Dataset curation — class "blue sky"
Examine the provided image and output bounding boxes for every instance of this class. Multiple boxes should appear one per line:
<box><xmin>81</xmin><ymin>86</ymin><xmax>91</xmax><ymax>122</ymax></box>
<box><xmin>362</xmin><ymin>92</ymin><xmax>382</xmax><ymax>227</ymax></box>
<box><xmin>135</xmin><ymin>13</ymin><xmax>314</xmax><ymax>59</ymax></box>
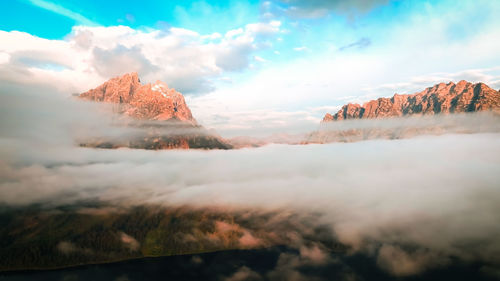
<box><xmin>1</xmin><ymin>0</ymin><xmax>261</xmax><ymax>38</ymax></box>
<box><xmin>3</xmin><ymin>0</ymin><xmax>496</xmax><ymax>67</ymax></box>
<box><xmin>1</xmin><ymin>0</ymin><xmax>500</xmax><ymax>136</ymax></box>
<box><xmin>1</xmin><ymin>0</ymin><xmax>428</xmax><ymax>54</ymax></box>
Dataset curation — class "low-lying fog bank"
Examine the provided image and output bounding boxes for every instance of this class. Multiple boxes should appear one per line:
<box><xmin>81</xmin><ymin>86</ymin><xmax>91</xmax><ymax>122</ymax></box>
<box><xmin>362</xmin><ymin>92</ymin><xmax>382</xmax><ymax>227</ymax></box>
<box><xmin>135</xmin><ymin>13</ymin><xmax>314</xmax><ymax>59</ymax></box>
<box><xmin>306</xmin><ymin>111</ymin><xmax>500</xmax><ymax>144</ymax></box>
<box><xmin>1</xmin><ymin>133</ymin><xmax>500</xmax><ymax>278</ymax></box>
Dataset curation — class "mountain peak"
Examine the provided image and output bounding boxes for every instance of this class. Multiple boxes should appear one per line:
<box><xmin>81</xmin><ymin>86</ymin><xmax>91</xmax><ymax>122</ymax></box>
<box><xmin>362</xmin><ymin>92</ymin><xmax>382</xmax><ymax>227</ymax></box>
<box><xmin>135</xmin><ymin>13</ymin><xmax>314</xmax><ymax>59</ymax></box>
<box><xmin>79</xmin><ymin>73</ymin><xmax>196</xmax><ymax>123</ymax></box>
<box><xmin>323</xmin><ymin>80</ymin><xmax>500</xmax><ymax>122</ymax></box>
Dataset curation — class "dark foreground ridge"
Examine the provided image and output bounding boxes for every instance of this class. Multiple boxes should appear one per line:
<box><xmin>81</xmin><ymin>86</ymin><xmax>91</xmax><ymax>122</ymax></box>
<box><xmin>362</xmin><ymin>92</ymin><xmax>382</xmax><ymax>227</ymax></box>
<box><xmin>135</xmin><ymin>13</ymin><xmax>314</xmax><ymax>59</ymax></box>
<box><xmin>1</xmin><ymin>246</ymin><xmax>497</xmax><ymax>281</ymax></box>
<box><xmin>0</xmin><ymin>204</ymin><xmax>343</xmax><ymax>271</ymax></box>
<box><xmin>1</xmin><ymin>204</ymin><xmax>499</xmax><ymax>280</ymax></box>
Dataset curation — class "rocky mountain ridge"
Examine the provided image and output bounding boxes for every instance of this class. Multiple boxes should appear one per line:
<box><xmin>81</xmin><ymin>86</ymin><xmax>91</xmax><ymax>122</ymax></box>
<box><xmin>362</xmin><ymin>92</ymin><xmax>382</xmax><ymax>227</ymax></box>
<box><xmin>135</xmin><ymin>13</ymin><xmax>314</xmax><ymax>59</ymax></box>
<box><xmin>78</xmin><ymin>73</ymin><xmax>231</xmax><ymax>150</ymax></box>
<box><xmin>323</xmin><ymin>80</ymin><xmax>500</xmax><ymax>122</ymax></box>
<box><xmin>79</xmin><ymin>72</ymin><xmax>196</xmax><ymax>123</ymax></box>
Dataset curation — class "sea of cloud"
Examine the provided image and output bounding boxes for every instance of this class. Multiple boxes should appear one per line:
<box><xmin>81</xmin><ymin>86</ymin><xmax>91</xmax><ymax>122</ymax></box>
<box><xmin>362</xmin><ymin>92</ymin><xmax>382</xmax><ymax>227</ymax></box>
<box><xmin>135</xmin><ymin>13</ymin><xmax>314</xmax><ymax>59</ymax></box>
<box><xmin>1</xmin><ymin>87</ymin><xmax>500</xmax><ymax>278</ymax></box>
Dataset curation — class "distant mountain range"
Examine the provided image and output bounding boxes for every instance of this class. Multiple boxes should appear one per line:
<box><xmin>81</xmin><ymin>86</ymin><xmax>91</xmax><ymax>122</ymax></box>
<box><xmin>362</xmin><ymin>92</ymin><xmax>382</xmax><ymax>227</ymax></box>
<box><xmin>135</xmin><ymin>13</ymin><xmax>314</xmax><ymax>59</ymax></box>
<box><xmin>77</xmin><ymin>73</ymin><xmax>500</xmax><ymax>149</ymax></box>
<box><xmin>322</xmin><ymin>80</ymin><xmax>500</xmax><ymax>122</ymax></box>
<box><xmin>305</xmin><ymin>81</ymin><xmax>500</xmax><ymax>144</ymax></box>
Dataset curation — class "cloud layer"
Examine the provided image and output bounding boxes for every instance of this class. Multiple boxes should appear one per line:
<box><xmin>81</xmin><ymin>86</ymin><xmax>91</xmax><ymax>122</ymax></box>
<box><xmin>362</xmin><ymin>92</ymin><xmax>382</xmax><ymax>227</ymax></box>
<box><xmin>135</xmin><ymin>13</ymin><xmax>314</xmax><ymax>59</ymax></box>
<box><xmin>0</xmin><ymin>20</ymin><xmax>281</xmax><ymax>95</ymax></box>
<box><xmin>1</xmin><ymin>86</ymin><xmax>500</xmax><ymax>277</ymax></box>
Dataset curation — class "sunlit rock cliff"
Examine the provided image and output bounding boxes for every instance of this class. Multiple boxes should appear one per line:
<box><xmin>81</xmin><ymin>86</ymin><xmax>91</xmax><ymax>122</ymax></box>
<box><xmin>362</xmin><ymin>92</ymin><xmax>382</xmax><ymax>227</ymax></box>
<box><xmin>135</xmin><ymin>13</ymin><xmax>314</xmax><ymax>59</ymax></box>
<box><xmin>78</xmin><ymin>73</ymin><xmax>231</xmax><ymax>150</ymax></box>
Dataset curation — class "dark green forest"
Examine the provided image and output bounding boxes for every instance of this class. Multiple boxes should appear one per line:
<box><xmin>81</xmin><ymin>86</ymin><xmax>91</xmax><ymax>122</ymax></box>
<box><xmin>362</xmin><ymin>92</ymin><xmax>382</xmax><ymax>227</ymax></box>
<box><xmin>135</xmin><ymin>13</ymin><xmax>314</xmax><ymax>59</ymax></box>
<box><xmin>0</xmin><ymin>204</ymin><xmax>343</xmax><ymax>271</ymax></box>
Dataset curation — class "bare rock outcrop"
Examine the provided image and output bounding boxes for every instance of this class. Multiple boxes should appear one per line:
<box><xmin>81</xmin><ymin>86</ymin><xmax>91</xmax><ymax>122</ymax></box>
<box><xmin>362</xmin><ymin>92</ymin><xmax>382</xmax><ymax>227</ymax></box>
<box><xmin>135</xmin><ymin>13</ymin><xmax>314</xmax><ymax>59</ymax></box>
<box><xmin>80</xmin><ymin>72</ymin><xmax>195</xmax><ymax>123</ymax></box>
<box><xmin>78</xmin><ymin>73</ymin><xmax>232</xmax><ymax>150</ymax></box>
<box><xmin>307</xmin><ymin>81</ymin><xmax>500</xmax><ymax>144</ymax></box>
<box><xmin>322</xmin><ymin>81</ymin><xmax>500</xmax><ymax>122</ymax></box>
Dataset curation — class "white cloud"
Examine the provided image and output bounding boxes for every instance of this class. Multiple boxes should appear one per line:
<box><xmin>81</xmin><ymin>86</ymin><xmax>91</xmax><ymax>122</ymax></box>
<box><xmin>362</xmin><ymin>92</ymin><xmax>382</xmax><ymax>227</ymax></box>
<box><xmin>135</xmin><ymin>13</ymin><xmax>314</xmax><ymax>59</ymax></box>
<box><xmin>225</xmin><ymin>28</ymin><xmax>244</xmax><ymax>39</ymax></box>
<box><xmin>187</xmin><ymin>106</ymin><xmax>318</xmax><ymax>137</ymax></box>
<box><xmin>202</xmin><ymin>32</ymin><xmax>222</xmax><ymax>40</ymax></box>
<box><xmin>0</xmin><ymin>21</ymin><xmax>281</xmax><ymax>95</ymax></box>
<box><xmin>214</xmin><ymin>21</ymin><xmax>281</xmax><ymax>72</ymax></box>
<box><xmin>293</xmin><ymin>46</ymin><xmax>308</xmax><ymax>51</ymax></box>
<box><xmin>0</xmin><ymin>52</ymin><xmax>10</xmax><ymax>64</ymax></box>
<box><xmin>254</xmin><ymin>56</ymin><xmax>268</xmax><ymax>63</ymax></box>
<box><xmin>246</xmin><ymin>21</ymin><xmax>281</xmax><ymax>35</ymax></box>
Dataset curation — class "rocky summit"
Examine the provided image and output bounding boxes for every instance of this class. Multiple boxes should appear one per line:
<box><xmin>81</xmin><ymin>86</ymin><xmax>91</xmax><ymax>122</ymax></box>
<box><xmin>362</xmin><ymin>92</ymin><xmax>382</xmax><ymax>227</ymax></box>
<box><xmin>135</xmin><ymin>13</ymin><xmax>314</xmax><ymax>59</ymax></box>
<box><xmin>323</xmin><ymin>80</ymin><xmax>500</xmax><ymax>122</ymax></box>
<box><xmin>79</xmin><ymin>72</ymin><xmax>195</xmax><ymax>123</ymax></box>
<box><xmin>78</xmin><ymin>73</ymin><xmax>232</xmax><ymax>150</ymax></box>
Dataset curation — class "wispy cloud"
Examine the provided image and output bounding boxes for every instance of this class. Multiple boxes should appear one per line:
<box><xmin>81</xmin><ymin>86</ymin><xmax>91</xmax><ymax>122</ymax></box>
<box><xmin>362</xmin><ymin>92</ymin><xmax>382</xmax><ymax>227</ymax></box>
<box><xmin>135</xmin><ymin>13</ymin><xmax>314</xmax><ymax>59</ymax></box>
<box><xmin>278</xmin><ymin>0</ymin><xmax>390</xmax><ymax>19</ymax></box>
<box><xmin>293</xmin><ymin>46</ymin><xmax>308</xmax><ymax>52</ymax></box>
<box><xmin>25</xmin><ymin>0</ymin><xmax>97</xmax><ymax>26</ymax></box>
<box><xmin>338</xmin><ymin>37</ymin><xmax>371</xmax><ymax>51</ymax></box>
<box><xmin>254</xmin><ymin>55</ymin><xmax>268</xmax><ymax>63</ymax></box>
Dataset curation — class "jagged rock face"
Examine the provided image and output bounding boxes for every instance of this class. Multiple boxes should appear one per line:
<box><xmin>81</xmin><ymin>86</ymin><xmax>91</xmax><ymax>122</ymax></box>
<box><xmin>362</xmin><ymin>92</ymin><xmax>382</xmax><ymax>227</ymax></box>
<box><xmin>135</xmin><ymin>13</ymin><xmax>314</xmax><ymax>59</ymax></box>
<box><xmin>80</xmin><ymin>73</ymin><xmax>195</xmax><ymax>123</ymax></box>
<box><xmin>78</xmin><ymin>73</ymin><xmax>233</xmax><ymax>150</ymax></box>
<box><xmin>322</xmin><ymin>80</ymin><xmax>500</xmax><ymax>122</ymax></box>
